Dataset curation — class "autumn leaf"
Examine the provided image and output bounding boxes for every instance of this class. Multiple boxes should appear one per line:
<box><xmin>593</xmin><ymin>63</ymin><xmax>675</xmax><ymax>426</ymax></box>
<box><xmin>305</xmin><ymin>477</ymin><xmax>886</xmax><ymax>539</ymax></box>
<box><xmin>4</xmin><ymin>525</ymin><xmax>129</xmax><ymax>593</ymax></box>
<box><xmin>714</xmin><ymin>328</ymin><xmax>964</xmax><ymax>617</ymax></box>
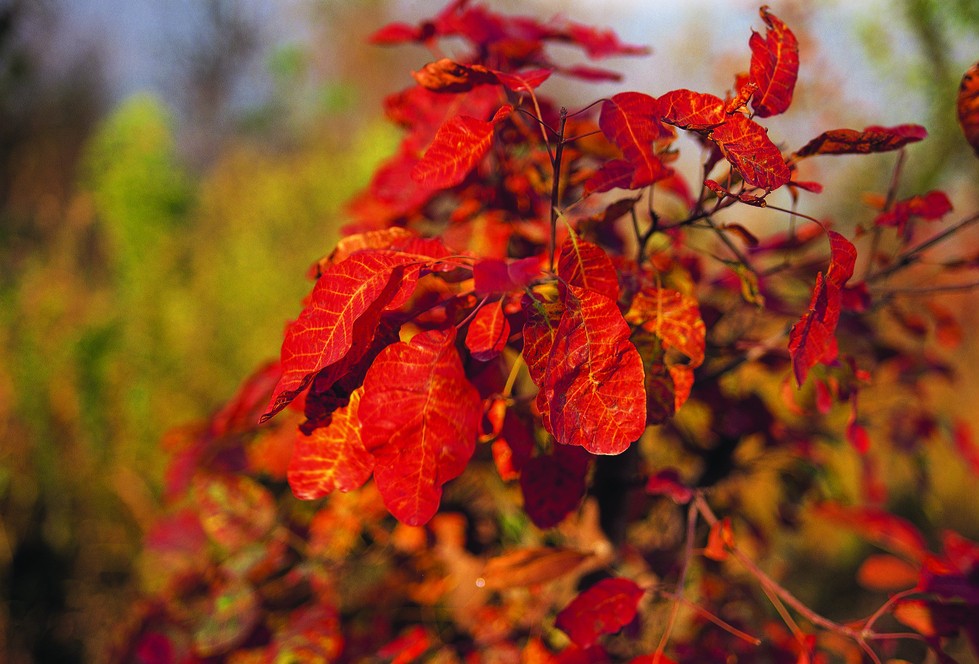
<box><xmin>748</xmin><ymin>7</ymin><xmax>799</xmax><ymax>117</ymax></box>
<box><xmin>585</xmin><ymin>159</ymin><xmax>637</xmax><ymax>194</ymax></box>
<box><xmin>794</xmin><ymin>124</ymin><xmax>927</xmax><ymax>158</ymax></box>
<box><xmin>540</xmin><ymin>285</ymin><xmax>646</xmax><ymax>455</ymax></box>
<box><xmin>412</xmin><ymin>105</ymin><xmax>512</xmax><ymax>190</ymax></box>
<box><xmin>473</xmin><ymin>256</ymin><xmax>540</xmax><ymax>295</ymax></box>
<box><xmin>658</xmin><ymin>89</ymin><xmax>726</xmax><ymax>131</ymax></box>
<box><xmin>626</xmin><ymin>288</ymin><xmax>706</xmax><ymax>368</ymax></box>
<box><xmin>659</xmin><ymin>90</ymin><xmax>788</xmax><ymax>190</ymax></box>
<box><xmin>874</xmin><ymin>190</ymin><xmax>952</xmax><ymax>234</ymax></box>
<box><xmin>958</xmin><ymin>61</ymin><xmax>979</xmax><ymax>157</ymax></box>
<box><xmin>520</xmin><ymin>443</ymin><xmax>591</xmax><ymax>529</ymax></box>
<box><xmin>631</xmin><ymin>329</ymin><xmax>675</xmax><ymax>425</ymax></box>
<box><xmin>359</xmin><ymin>329</ymin><xmax>481</xmax><ymax>526</ymax></box>
<box><xmin>558</xmin><ymin>237</ymin><xmax>620</xmax><ymax>301</ymax></box>
<box><xmin>263</xmin><ymin>250</ymin><xmax>428</xmax><ymax>421</ymax></box>
<box><xmin>555</xmin><ymin>577</ymin><xmax>645</xmax><ymax>647</ymax></box>
<box><xmin>598</xmin><ymin>92</ymin><xmax>673</xmax><ymax>188</ymax></box>
<box><xmin>704</xmin><ymin>517</ymin><xmax>735</xmax><ymax>561</ymax></box>
<box><xmin>710</xmin><ymin>113</ymin><xmax>790</xmax><ymax>190</ymax></box>
<box><xmin>465</xmin><ymin>299</ymin><xmax>510</xmax><ymax>361</ymax></box>
<box><xmin>478</xmin><ymin>547</ymin><xmax>591</xmax><ymax>590</ymax></box>
<box><xmin>288</xmin><ymin>387</ymin><xmax>373</xmax><ymax>499</ymax></box>
<box><xmin>788</xmin><ymin>231</ymin><xmax>856</xmax><ymax>386</ymax></box>
<box><xmin>412</xmin><ymin>58</ymin><xmax>498</xmax><ymax>92</ymax></box>
<box><xmin>491</xmin><ymin>68</ymin><xmax>552</xmax><ymax>92</ymax></box>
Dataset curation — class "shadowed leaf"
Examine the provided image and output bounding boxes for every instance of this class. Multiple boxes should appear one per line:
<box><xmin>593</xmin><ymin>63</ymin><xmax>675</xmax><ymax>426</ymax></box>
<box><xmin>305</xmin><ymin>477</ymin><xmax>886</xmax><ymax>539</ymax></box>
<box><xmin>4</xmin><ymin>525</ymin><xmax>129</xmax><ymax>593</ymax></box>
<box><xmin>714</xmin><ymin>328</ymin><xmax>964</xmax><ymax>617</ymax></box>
<box><xmin>556</xmin><ymin>577</ymin><xmax>644</xmax><ymax>647</ymax></box>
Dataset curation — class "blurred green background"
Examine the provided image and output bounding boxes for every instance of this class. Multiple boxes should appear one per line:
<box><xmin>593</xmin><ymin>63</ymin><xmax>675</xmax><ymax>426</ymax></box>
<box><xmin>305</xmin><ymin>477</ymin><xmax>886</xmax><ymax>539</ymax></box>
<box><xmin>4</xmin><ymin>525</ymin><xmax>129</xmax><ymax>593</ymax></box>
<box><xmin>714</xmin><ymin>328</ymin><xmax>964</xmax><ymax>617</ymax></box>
<box><xmin>0</xmin><ymin>0</ymin><xmax>976</xmax><ymax>661</ymax></box>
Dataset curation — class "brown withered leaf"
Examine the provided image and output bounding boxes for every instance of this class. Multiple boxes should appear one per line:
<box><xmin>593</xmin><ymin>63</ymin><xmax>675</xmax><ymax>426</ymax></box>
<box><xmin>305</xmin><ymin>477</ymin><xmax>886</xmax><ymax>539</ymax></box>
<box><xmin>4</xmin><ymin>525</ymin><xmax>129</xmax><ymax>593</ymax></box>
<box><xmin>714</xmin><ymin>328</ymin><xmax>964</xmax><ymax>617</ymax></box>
<box><xmin>478</xmin><ymin>547</ymin><xmax>591</xmax><ymax>590</ymax></box>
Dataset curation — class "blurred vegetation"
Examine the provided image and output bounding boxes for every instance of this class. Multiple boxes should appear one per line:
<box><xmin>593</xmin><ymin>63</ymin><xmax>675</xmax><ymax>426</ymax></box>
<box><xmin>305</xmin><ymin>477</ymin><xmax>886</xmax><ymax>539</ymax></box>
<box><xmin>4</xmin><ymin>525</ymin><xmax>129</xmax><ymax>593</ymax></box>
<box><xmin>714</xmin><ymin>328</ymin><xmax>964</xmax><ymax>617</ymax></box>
<box><xmin>0</xmin><ymin>0</ymin><xmax>976</xmax><ymax>661</ymax></box>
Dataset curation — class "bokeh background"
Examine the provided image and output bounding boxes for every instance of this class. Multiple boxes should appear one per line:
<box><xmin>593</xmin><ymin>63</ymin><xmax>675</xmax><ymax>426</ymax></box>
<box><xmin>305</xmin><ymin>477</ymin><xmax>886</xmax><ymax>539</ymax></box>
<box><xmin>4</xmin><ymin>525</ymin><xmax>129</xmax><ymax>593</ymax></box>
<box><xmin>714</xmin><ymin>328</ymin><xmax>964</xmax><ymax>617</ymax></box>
<box><xmin>1</xmin><ymin>0</ymin><xmax>977</xmax><ymax>661</ymax></box>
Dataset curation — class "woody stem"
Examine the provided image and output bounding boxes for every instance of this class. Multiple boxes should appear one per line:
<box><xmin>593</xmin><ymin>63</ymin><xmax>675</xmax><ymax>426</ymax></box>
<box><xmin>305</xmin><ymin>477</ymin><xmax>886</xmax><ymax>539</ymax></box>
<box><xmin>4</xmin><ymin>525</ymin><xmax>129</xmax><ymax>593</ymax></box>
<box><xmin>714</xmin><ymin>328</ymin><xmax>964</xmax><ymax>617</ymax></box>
<box><xmin>549</xmin><ymin>107</ymin><xmax>568</xmax><ymax>273</ymax></box>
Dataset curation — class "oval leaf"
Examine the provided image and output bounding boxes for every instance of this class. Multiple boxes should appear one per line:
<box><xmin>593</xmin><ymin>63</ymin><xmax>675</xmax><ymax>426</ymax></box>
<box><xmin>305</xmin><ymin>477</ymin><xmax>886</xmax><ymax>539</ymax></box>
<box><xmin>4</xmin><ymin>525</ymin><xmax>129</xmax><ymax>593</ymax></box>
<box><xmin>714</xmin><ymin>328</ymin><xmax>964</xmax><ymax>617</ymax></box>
<box><xmin>466</xmin><ymin>299</ymin><xmax>510</xmax><ymax>361</ymax></box>
<box><xmin>541</xmin><ymin>286</ymin><xmax>646</xmax><ymax>455</ymax></box>
<box><xmin>598</xmin><ymin>92</ymin><xmax>673</xmax><ymax>188</ymax></box>
<box><xmin>360</xmin><ymin>329</ymin><xmax>482</xmax><ymax>526</ymax></box>
<box><xmin>412</xmin><ymin>106</ymin><xmax>511</xmax><ymax>189</ymax></box>
<box><xmin>555</xmin><ymin>577</ymin><xmax>645</xmax><ymax>648</ymax></box>
<box><xmin>479</xmin><ymin>547</ymin><xmax>591</xmax><ymax>590</ymax></box>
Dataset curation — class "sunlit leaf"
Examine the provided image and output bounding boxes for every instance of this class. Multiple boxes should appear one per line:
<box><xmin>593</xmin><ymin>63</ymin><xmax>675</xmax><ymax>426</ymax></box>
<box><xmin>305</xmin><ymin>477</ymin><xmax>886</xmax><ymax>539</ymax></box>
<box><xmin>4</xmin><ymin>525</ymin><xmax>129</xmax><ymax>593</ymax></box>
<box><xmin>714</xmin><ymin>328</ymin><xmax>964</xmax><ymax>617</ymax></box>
<box><xmin>558</xmin><ymin>237</ymin><xmax>620</xmax><ymax>301</ymax></box>
<box><xmin>540</xmin><ymin>286</ymin><xmax>646</xmax><ymax>455</ymax></box>
<box><xmin>748</xmin><ymin>7</ymin><xmax>799</xmax><ymax>117</ymax></box>
<box><xmin>412</xmin><ymin>105</ymin><xmax>512</xmax><ymax>190</ymax></box>
<box><xmin>360</xmin><ymin>329</ymin><xmax>482</xmax><ymax>525</ymax></box>
<box><xmin>466</xmin><ymin>299</ymin><xmax>510</xmax><ymax>361</ymax></box>
<box><xmin>288</xmin><ymin>387</ymin><xmax>373</xmax><ymax>499</ymax></box>
<box><xmin>599</xmin><ymin>92</ymin><xmax>673</xmax><ymax>188</ymax></box>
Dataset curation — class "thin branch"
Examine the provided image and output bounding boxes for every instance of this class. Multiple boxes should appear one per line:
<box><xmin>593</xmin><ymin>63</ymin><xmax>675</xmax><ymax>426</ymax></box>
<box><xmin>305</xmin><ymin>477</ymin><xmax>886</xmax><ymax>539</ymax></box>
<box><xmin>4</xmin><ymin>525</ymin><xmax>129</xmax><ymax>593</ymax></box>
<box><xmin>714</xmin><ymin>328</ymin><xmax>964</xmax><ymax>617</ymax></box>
<box><xmin>654</xmin><ymin>499</ymin><xmax>699</xmax><ymax>660</ymax></box>
<box><xmin>862</xmin><ymin>150</ymin><xmax>907</xmax><ymax>281</ymax></box>
<box><xmin>548</xmin><ymin>107</ymin><xmax>568</xmax><ymax>273</ymax></box>
<box><xmin>868</xmin><ymin>210</ymin><xmax>979</xmax><ymax>283</ymax></box>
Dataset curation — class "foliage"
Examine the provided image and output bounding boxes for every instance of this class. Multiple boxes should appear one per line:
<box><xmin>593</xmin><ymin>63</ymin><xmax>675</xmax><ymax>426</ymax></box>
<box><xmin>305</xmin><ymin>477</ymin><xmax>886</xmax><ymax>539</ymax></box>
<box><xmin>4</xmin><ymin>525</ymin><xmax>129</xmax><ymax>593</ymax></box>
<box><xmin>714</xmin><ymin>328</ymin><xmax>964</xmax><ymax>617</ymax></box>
<box><xmin>117</xmin><ymin>3</ymin><xmax>979</xmax><ymax>663</ymax></box>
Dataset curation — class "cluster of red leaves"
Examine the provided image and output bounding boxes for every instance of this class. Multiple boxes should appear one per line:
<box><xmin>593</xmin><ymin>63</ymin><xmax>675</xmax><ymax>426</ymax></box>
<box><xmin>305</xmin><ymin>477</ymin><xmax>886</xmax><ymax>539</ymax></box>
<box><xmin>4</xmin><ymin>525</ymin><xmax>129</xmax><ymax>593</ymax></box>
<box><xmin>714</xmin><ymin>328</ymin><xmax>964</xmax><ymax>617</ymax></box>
<box><xmin>117</xmin><ymin>3</ymin><xmax>979</xmax><ymax>663</ymax></box>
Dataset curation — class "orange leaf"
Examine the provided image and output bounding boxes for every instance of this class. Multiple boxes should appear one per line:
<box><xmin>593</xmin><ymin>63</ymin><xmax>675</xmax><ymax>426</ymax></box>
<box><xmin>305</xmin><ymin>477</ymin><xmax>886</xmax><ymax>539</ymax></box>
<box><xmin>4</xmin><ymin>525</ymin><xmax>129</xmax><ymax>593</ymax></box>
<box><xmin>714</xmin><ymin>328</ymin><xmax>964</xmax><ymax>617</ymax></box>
<box><xmin>557</xmin><ymin>237</ymin><xmax>620</xmax><ymax>302</ymax></box>
<box><xmin>958</xmin><ymin>61</ymin><xmax>979</xmax><ymax>157</ymax></box>
<box><xmin>748</xmin><ymin>7</ymin><xmax>799</xmax><ymax>117</ymax></box>
<box><xmin>479</xmin><ymin>547</ymin><xmax>591</xmax><ymax>590</ymax></box>
<box><xmin>412</xmin><ymin>105</ymin><xmax>512</xmax><ymax>190</ymax></box>
<box><xmin>705</xmin><ymin>517</ymin><xmax>735</xmax><ymax>561</ymax></box>
<box><xmin>287</xmin><ymin>388</ymin><xmax>373</xmax><ymax>499</ymax></box>
<box><xmin>856</xmin><ymin>554</ymin><xmax>919</xmax><ymax>592</ymax></box>
<box><xmin>710</xmin><ymin>113</ymin><xmax>790</xmax><ymax>191</ymax></box>
<box><xmin>626</xmin><ymin>288</ymin><xmax>706</xmax><ymax>368</ymax></box>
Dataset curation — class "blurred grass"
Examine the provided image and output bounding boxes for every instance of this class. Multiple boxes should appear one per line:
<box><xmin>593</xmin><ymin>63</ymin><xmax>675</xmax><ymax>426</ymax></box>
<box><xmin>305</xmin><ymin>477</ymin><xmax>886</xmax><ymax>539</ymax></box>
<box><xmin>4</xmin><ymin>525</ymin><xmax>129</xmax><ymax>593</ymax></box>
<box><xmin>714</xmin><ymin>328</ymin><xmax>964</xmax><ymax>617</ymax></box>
<box><xmin>0</xmin><ymin>89</ymin><xmax>397</xmax><ymax>658</ymax></box>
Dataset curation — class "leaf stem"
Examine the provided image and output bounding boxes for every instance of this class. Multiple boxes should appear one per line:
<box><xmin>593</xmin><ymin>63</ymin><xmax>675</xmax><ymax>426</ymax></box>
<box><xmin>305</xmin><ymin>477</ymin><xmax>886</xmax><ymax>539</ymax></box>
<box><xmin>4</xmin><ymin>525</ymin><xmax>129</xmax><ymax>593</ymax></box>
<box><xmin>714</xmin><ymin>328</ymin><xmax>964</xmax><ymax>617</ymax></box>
<box><xmin>549</xmin><ymin>107</ymin><xmax>568</xmax><ymax>273</ymax></box>
<box><xmin>867</xmin><ymin>210</ymin><xmax>979</xmax><ymax>283</ymax></box>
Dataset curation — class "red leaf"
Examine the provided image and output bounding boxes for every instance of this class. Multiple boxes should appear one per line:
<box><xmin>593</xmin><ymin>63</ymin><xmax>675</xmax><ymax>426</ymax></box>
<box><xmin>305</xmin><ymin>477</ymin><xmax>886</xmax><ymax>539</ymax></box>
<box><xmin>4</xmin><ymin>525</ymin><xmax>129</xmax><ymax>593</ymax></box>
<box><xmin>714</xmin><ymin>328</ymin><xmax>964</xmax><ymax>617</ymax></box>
<box><xmin>473</xmin><ymin>256</ymin><xmax>541</xmax><ymax>295</ymax></box>
<box><xmin>540</xmin><ymin>286</ymin><xmax>646</xmax><ymax>455</ymax></box>
<box><xmin>952</xmin><ymin>420</ymin><xmax>979</xmax><ymax>476</ymax></box>
<box><xmin>704</xmin><ymin>517</ymin><xmax>735</xmax><ymax>561</ymax></box>
<box><xmin>264</xmin><ymin>250</ymin><xmax>428</xmax><ymax>421</ymax></box>
<box><xmin>412</xmin><ymin>105</ymin><xmax>512</xmax><ymax>190</ymax></box>
<box><xmin>645</xmin><ymin>468</ymin><xmax>693</xmax><ymax>504</ymax></box>
<box><xmin>748</xmin><ymin>7</ymin><xmax>799</xmax><ymax>117</ymax></box>
<box><xmin>814</xmin><ymin>502</ymin><xmax>929</xmax><ymax>562</ymax></box>
<box><xmin>555</xmin><ymin>578</ymin><xmax>644</xmax><ymax>648</ymax></box>
<box><xmin>874</xmin><ymin>190</ymin><xmax>953</xmax><ymax>233</ymax></box>
<box><xmin>557</xmin><ymin>238</ymin><xmax>620</xmax><ymax>301</ymax></box>
<box><xmin>466</xmin><ymin>299</ymin><xmax>511</xmax><ymax>361</ymax></box>
<box><xmin>625</xmin><ymin>288</ymin><xmax>706</xmax><ymax>368</ymax></box>
<box><xmin>599</xmin><ymin>92</ymin><xmax>673</xmax><ymax>188</ymax></box>
<box><xmin>520</xmin><ymin>444</ymin><xmax>591</xmax><ymax>528</ymax></box>
<box><xmin>564</xmin><ymin>23</ymin><xmax>650</xmax><ymax>59</ymax></box>
<box><xmin>658</xmin><ymin>89</ymin><xmax>726</xmax><ymax>131</ymax></box>
<box><xmin>794</xmin><ymin>124</ymin><xmax>928</xmax><ymax>157</ymax></box>
<box><xmin>558</xmin><ymin>64</ymin><xmax>623</xmax><ymax>82</ymax></box>
<box><xmin>631</xmin><ymin>329</ymin><xmax>675</xmax><ymax>425</ymax></box>
<box><xmin>288</xmin><ymin>387</ymin><xmax>373</xmax><ymax>499</ymax></box>
<box><xmin>412</xmin><ymin>58</ymin><xmax>498</xmax><ymax>92</ymax></box>
<box><xmin>788</xmin><ymin>231</ymin><xmax>856</xmax><ymax>386</ymax></box>
<box><xmin>369</xmin><ymin>22</ymin><xmax>428</xmax><ymax>45</ymax></box>
<box><xmin>378</xmin><ymin>626</ymin><xmax>432</xmax><ymax>664</ymax></box>
<box><xmin>584</xmin><ymin>159</ymin><xmax>637</xmax><ymax>194</ymax></box>
<box><xmin>659</xmin><ymin>90</ymin><xmax>789</xmax><ymax>190</ymax></box>
<box><xmin>958</xmin><ymin>61</ymin><xmax>979</xmax><ymax>157</ymax></box>
<box><xmin>359</xmin><ymin>329</ymin><xmax>482</xmax><ymax>525</ymax></box>
<box><xmin>710</xmin><ymin>113</ymin><xmax>791</xmax><ymax>190</ymax></box>
<box><xmin>492</xmin><ymin>68</ymin><xmax>552</xmax><ymax>92</ymax></box>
